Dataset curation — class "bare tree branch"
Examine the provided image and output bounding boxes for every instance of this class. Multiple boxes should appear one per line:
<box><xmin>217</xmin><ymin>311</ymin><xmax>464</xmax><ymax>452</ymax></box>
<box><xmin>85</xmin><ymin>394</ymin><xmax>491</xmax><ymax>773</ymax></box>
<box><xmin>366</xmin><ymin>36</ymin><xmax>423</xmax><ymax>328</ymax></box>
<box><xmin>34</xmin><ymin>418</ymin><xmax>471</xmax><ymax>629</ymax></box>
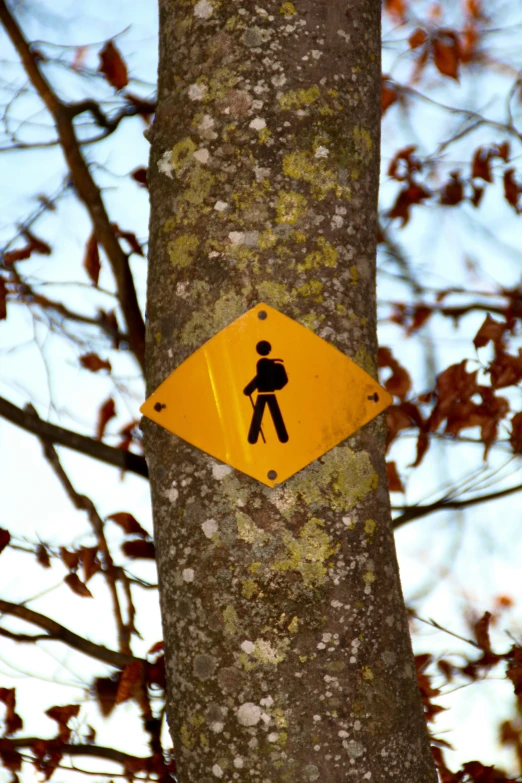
<box><xmin>4</xmin><ymin>737</ymin><xmax>152</xmax><ymax>766</ymax></box>
<box><xmin>0</xmin><ymin>598</ymin><xmax>142</xmax><ymax>668</ymax></box>
<box><xmin>0</xmin><ymin>394</ymin><xmax>148</xmax><ymax>478</ymax></box>
<box><xmin>0</xmin><ymin>0</ymin><xmax>146</xmax><ymax>371</ymax></box>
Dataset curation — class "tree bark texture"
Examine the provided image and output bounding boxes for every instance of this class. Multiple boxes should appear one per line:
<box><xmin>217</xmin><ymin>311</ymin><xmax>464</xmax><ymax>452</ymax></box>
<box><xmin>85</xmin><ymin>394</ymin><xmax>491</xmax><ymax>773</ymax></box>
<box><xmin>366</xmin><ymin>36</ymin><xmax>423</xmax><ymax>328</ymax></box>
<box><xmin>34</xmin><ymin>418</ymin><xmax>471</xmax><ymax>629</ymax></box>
<box><xmin>144</xmin><ymin>1</ymin><xmax>437</xmax><ymax>781</ymax></box>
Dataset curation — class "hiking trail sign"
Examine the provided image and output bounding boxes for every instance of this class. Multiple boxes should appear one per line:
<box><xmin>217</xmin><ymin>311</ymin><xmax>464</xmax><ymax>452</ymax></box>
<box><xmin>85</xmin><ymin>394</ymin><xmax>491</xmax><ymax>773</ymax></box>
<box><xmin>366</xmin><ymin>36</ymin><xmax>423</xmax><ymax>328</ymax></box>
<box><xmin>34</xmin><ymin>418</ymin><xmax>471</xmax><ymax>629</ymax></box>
<box><xmin>140</xmin><ymin>303</ymin><xmax>392</xmax><ymax>487</ymax></box>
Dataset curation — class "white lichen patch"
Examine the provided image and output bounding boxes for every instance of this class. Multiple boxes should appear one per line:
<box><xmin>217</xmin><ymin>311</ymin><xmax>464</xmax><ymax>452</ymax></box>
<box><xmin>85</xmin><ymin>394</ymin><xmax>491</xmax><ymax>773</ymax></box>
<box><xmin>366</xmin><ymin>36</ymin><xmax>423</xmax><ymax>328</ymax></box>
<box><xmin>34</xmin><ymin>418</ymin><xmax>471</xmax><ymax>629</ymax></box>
<box><xmin>241</xmin><ymin>640</ymin><xmax>255</xmax><ymax>654</ymax></box>
<box><xmin>164</xmin><ymin>484</ymin><xmax>179</xmax><ymax>504</ymax></box>
<box><xmin>188</xmin><ymin>82</ymin><xmax>207</xmax><ymax>101</ymax></box>
<box><xmin>214</xmin><ymin>200</ymin><xmax>229</xmax><ymax>211</ymax></box>
<box><xmin>182</xmin><ymin>568</ymin><xmax>195</xmax><ymax>582</ymax></box>
<box><xmin>228</xmin><ymin>231</ymin><xmax>245</xmax><ymax>246</ymax></box>
<box><xmin>202</xmin><ymin>518</ymin><xmax>218</xmax><ymax>538</ymax></box>
<box><xmin>249</xmin><ymin>117</ymin><xmax>267</xmax><ymax>130</ymax></box>
<box><xmin>237</xmin><ymin>702</ymin><xmax>262</xmax><ymax>726</ymax></box>
<box><xmin>251</xmin><ymin>637</ymin><xmax>289</xmax><ymax>664</ymax></box>
<box><xmin>212</xmin><ymin>764</ymin><xmax>223</xmax><ymax>778</ymax></box>
<box><xmin>194</xmin><ymin>0</ymin><xmax>213</xmax><ymax>19</ymax></box>
<box><xmin>193</xmin><ymin>147</ymin><xmax>210</xmax><ymax>164</ymax></box>
<box><xmin>158</xmin><ymin>150</ymin><xmax>174</xmax><ymax>178</ymax></box>
<box><xmin>212</xmin><ymin>462</ymin><xmax>233</xmax><ymax>480</ymax></box>
<box><xmin>233</xmin><ymin>757</ymin><xmax>244</xmax><ymax>769</ymax></box>
<box><xmin>314</xmin><ymin>145</ymin><xmax>329</xmax><ymax>158</ymax></box>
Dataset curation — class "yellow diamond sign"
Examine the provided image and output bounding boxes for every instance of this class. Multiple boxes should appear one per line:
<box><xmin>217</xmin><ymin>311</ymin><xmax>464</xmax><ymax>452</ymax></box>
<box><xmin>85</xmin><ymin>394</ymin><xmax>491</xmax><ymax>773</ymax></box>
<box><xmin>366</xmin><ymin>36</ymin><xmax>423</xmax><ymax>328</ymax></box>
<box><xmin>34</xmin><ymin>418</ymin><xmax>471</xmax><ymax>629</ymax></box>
<box><xmin>140</xmin><ymin>303</ymin><xmax>392</xmax><ymax>487</ymax></box>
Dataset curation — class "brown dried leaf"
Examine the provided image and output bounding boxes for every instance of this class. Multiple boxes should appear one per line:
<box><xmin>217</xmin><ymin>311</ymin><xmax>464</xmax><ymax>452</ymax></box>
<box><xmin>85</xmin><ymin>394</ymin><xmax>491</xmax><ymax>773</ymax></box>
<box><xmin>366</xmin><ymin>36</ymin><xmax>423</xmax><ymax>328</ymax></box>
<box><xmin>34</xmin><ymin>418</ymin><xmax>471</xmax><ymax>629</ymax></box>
<box><xmin>94</xmin><ymin>676</ymin><xmax>120</xmax><ymax>717</ymax></box>
<box><xmin>60</xmin><ymin>547</ymin><xmax>80</xmax><ymax>571</ymax></box>
<box><xmin>148</xmin><ymin>641</ymin><xmax>164</xmax><ymax>655</ymax></box>
<box><xmin>440</xmin><ymin>172</ymin><xmax>464</xmax><ymax>206</ymax></box>
<box><xmin>0</xmin><ymin>277</ymin><xmax>7</xmax><ymax>320</ymax></box>
<box><xmin>79</xmin><ymin>352</ymin><xmax>111</xmax><ymax>373</ymax></box>
<box><xmin>83</xmin><ymin>233</ymin><xmax>100</xmax><ymax>285</ymax></box>
<box><xmin>36</xmin><ymin>544</ymin><xmax>51</xmax><ymax>568</ymax></box>
<box><xmin>98</xmin><ymin>40</ymin><xmax>128</xmax><ymax>90</ymax></box>
<box><xmin>504</xmin><ymin>168</ymin><xmax>521</xmax><ymax>212</ymax></box>
<box><xmin>472</xmin><ymin>147</ymin><xmax>493</xmax><ymax>182</ymax></box>
<box><xmin>64</xmin><ymin>573</ymin><xmax>93</xmax><ymax>598</ymax></box>
<box><xmin>473</xmin><ymin>314</ymin><xmax>506</xmax><ymax>350</ymax></box>
<box><xmin>489</xmin><ymin>350</ymin><xmax>522</xmax><ymax>389</ymax></box>
<box><xmin>510</xmin><ymin>411</ymin><xmax>522</xmax><ymax>454</ymax></box>
<box><xmin>411</xmin><ymin>431</ymin><xmax>430</xmax><ymax>468</ymax></box>
<box><xmin>116</xmin><ymin>661</ymin><xmax>143</xmax><ymax>704</ymax></box>
<box><xmin>108</xmin><ymin>512</ymin><xmax>149</xmax><ymax>538</ymax></box>
<box><xmin>0</xmin><ymin>528</ymin><xmax>10</xmax><ymax>555</ymax></box>
<box><xmin>0</xmin><ymin>688</ymin><xmax>23</xmax><ymax>735</ymax></box>
<box><xmin>378</xmin><ymin>347</ymin><xmax>412</xmax><ymax>400</ymax></box>
<box><xmin>131</xmin><ymin>167</ymin><xmax>148</xmax><ymax>188</ymax></box>
<box><xmin>409</xmin><ymin>28</ymin><xmax>428</xmax><ymax>49</ymax></box>
<box><xmin>45</xmin><ymin>704</ymin><xmax>80</xmax><ymax>741</ymax></box>
<box><xmin>384</xmin><ymin>0</ymin><xmax>406</xmax><ymax>21</ymax></box>
<box><xmin>81</xmin><ymin>546</ymin><xmax>101</xmax><ymax>583</ymax></box>
<box><xmin>386</xmin><ymin>461</ymin><xmax>404</xmax><ymax>492</ymax></box>
<box><xmin>388</xmin><ymin>183</ymin><xmax>430</xmax><ymax>226</ymax></box>
<box><xmin>112</xmin><ymin>223</ymin><xmax>144</xmax><ymax>256</ymax></box>
<box><xmin>433</xmin><ymin>31</ymin><xmax>460</xmax><ymax>80</ymax></box>
<box><xmin>381</xmin><ymin>77</ymin><xmax>398</xmax><ymax>114</ymax></box>
<box><xmin>121</xmin><ymin>539</ymin><xmax>156</xmax><ymax>559</ymax></box>
<box><xmin>0</xmin><ymin>739</ymin><xmax>22</xmax><ymax>771</ymax></box>
<box><xmin>96</xmin><ymin>397</ymin><xmax>116</xmax><ymax>441</ymax></box>
<box><xmin>474</xmin><ymin>611</ymin><xmax>492</xmax><ymax>653</ymax></box>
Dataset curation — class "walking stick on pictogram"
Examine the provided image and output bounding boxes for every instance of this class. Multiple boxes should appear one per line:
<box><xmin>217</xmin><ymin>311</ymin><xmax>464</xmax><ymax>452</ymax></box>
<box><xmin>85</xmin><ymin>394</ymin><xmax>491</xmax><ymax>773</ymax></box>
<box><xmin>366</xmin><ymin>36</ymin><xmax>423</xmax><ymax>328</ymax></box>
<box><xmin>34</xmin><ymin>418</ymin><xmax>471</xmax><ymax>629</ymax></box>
<box><xmin>248</xmin><ymin>394</ymin><xmax>266</xmax><ymax>444</ymax></box>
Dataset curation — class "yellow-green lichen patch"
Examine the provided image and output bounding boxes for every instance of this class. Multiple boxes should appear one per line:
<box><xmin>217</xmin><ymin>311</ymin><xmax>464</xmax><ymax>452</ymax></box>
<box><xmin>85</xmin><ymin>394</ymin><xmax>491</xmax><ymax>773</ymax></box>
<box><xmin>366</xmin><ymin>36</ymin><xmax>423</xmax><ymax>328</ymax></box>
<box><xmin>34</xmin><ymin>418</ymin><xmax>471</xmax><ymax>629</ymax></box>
<box><xmin>256</xmin><ymin>281</ymin><xmax>291</xmax><ymax>309</ymax></box>
<box><xmin>350</xmin><ymin>265</ymin><xmax>359</xmax><ymax>285</ymax></box>
<box><xmin>271</xmin><ymin>517</ymin><xmax>338</xmax><ymax>586</ymax></box>
<box><xmin>364</xmin><ymin>518</ymin><xmax>376</xmax><ymax>542</ymax></box>
<box><xmin>182</xmin><ymin>166</ymin><xmax>215</xmax><ymax>205</ymax></box>
<box><xmin>258</xmin><ymin>126</ymin><xmax>272</xmax><ymax>144</ymax></box>
<box><xmin>252</xmin><ymin>637</ymin><xmax>290</xmax><ymax>665</ymax></box>
<box><xmin>353</xmin><ymin>346</ymin><xmax>377</xmax><ymax>378</ymax></box>
<box><xmin>282</xmin><ymin>150</ymin><xmax>351</xmax><ymax>201</ymax></box>
<box><xmin>285</xmin><ymin>447</ymin><xmax>378</xmax><ymax>513</ymax></box>
<box><xmin>168</xmin><ymin>234</ymin><xmax>199</xmax><ymax>268</ymax></box>
<box><xmin>298</xmin><ymin>312</ymin><xmax>324</xmax><ymax>332</ymax></box>
<box><xmin>180</xmin><ymin>292</ymin><xmax>246</xmax><ymax>348</ymax></box>
<box><xmin>363</xmin><ymin>570</ymin><xmax>376</xmax><ymax>586</ymax></box>
<box><xmin>242</xmin><ymin>579</ymin><xmax>259</xmax><ymax>599</ymax></box>
<box><xmin>294</xmin><ymin>280</ymin><xmax>323</xmax><ymax>302</ymax></box>
<box><xmin>352</xmin><ymin>126</ymin><xmax>373</xmax><ymax>163</ymax></box>
<box><xmin>361</xmin><ymin>665</ymin><xmax>374</xmax><ymax>681</ymax></box>
<box><xmin>278</xmin><ymin>86</ymin><xmax>320</xmax><ymax>112</ymax></box>
<box><xmin>258</xmin><ymin>229</ymin><xmax>278</xmax><ymax>249</ymax></box>
<box><xmin>180</xmin><ymin>724</ymin><xmax>195</xmax><ymax>750</ymax></box>
<box><xmin>171</xmin><ymin>137</ymin><xmax>197</xmax><ymax>172</ymax></box>
<box><xmin>298</xmin><ymin>236</ymin><xmax>338</xmax><ymax>272</ymax></box>
<box><xmin>223</xmin><ymin>605</ymin><xmax>241</xmax><ymax>636</ymax></box>
<box><xmin>287</xmin><ymin>615</ymin><xmax>299</xmax><ymax>633</ymax></box>
<box><xmin>275</xmin><ymin>190</ymin><xmax>308</xmax><ymax>224</ymax></box>
<box><xmin>236</xmin><ymin>511</ymin><xmax>268</xmax><ymax>545</ymax></box>
<box><xmin>280</xmin><ymin>1</ymin><xmax>296</xmax><ymax>14</ymax></box>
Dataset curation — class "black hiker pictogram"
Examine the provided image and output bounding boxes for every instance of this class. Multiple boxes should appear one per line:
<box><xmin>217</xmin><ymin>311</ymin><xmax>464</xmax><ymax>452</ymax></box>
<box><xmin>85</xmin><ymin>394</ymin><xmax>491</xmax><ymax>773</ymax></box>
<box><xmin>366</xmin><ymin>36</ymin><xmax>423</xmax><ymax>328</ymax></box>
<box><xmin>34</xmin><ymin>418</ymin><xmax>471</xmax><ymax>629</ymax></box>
<box><xmin>243</xmin><ymin>341</ymin><xmax>289</xmax><ymax>444</ymax></box>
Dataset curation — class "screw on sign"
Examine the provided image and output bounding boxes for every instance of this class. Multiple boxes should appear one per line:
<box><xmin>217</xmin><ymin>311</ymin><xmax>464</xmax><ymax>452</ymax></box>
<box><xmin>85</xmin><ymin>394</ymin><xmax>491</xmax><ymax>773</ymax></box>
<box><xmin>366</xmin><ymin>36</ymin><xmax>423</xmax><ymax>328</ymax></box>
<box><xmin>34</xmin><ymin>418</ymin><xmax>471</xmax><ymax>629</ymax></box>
<box><xmin>140</xmin><ymin>303</ymin><xmax>392</xmax><ymax>486</ymax></box>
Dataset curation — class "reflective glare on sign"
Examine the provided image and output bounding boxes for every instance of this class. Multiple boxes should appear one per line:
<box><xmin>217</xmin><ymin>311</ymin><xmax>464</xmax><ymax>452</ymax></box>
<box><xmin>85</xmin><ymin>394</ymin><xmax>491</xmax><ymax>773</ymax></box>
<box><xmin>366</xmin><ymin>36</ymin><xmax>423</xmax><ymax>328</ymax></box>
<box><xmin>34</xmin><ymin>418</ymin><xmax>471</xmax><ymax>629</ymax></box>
<box><xmin>140</xmin><ymin>303</ymin><xmax>392</xmax><ymax>487</ymax></box>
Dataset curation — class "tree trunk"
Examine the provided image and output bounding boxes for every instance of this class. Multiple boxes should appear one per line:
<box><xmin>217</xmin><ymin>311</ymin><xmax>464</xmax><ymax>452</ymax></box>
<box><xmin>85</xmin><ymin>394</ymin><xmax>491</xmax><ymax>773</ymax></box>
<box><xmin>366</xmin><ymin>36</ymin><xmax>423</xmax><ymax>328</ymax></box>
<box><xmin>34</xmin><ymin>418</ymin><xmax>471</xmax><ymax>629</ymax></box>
<box><xmin>143</xmin><ymin>1</ymin><xmax>437</xmax><ymax>781</ymax></box>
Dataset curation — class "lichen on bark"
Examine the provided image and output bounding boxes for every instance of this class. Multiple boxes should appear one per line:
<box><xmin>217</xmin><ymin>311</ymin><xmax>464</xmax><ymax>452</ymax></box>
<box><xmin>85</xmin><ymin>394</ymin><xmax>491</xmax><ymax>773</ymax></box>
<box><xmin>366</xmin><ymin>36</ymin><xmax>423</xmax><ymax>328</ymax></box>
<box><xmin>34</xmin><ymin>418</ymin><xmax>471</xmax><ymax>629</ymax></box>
<box><xmin>143</xmin><ymin>1</ymin><xmax>437</xmax><ymax>781</ymax></box>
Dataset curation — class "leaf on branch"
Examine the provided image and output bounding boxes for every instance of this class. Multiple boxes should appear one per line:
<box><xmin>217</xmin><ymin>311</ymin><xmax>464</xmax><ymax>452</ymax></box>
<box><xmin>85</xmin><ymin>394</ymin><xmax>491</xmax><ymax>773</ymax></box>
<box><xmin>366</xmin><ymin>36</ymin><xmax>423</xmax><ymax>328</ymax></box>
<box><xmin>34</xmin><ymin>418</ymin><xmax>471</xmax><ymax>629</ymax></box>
<box><xmin>32</xmin><ymin>737</ymin><xmax>64</xmax><ymax>780</ymax></box>
<box><xmin>378</xmin><ymin>346</ymin><xmax>412</xmax><ymax>400</ymax></box>
<box><xmin>81</xmin><ymin>546</ymin><xmax>101</xmax><ymax>582</ymax></box>
<box><xmin>0</xmin><ymin>688</ymin><xmax>23</xmax><ymax>735</ymax></box>
<box><xmin>474</xmin><ymin>611</ymin><xmax>492</xmax><ymax>653</ymax></box>
<box><xmin>112</xmin><ymin>223</ymin><xmax>144</xmax><ymax>256</ymax></box>
<box><xmin>122</xmin><ymin>539</ymin><xmax>156</xmax><ymax>559</ymax></box>
<box><xmin>409</xmin><ymin>28</ymin><xmax>428</xmax><ymax>49</ymax></box>
<box><xmin>98</xmin><ymin>40</ymin><xmax>128</xmax><ymax>90</ymax></box>
<box><xmin>472</xmin><ymin>147</ymin><xmax>493</xmax><ymax>182</ymax></box>
<box><xmin>0</xmin><ymin>739</ymin><xmax>22</xmax><ymax>771</ymax></box>
<box><xmin>36</xmin><ymin>544</ymin><xmax>51</xmax><ymax>568</ymax></box>
<box><xmin>3</xmin><ymin>232</ymin><xmax>51</xmax><ymax>266</ymax></box>
<box><xmin>98</xmin><ymin>309</ymin><xmax>120</xmax><ymax>349</ymax></box>
<box><xmin>118</xmin><ymin>420</ymin><xmax>140</xmax><ymax>452</ymax></box>
<box><xmin>116</xmin><ymin>661</ymin><xmax>143</xmax><ymax>704</ymax></box>
<box><xmin>124</xmin><ymin>92</ymin><xmax>156</xmax><ymax>121</ymax></box>
<box><xmin>411</xmin><ymin>431</ymin><xmax>430</xmax><ymax>468</ymax></box>
<box><xmin>96</xmin><ymin>398</ymin><xmax>116</xmax><ymax>441</ymax></box>
<box><xmin>148</xmin><ymin>640</ymin><xmax>164</xmax><ymax>655</ymax></box>
<box><xmin>60</xmin><ymin>547</ymin><xmax>80</xmax><ymax>571</ymax></box>
<box><xmin>489</xmin><ymin>349</ymin><xmax>522</xmax><ymax>389</ymax></box>
<box><xmin>384</xmin><ymin>0</ymin><xmax>407</xmax><ymax>21</ymax></box>
<box><xmin>386</xmin><ymin>461</ymin><xmax>404</xmax><ymax>492</ymax></box>
<box><xmin>473</xmin><ymin>314</ymin><xmax>507</xmax><ymax>350</ymax></box>
<box><xmin>0</xmin><ymin>528</ymin><xmax>10</xmax><ymax>555</ymax></box>
<box><xmin>64</xmin><ymin>573</ymin><xmax>93</xmax><ymax>598</ymax></box>
<box><xmin>440</xmin><ymin>172</ymin><xmax>464</xmax><ymax>206</ymax></box>
<box><xmin>388</xmin><ymin>183</ymin><xmax>430</xmax><ymax>226</ymax></box>
<box><xmin>79</xmin><ymin>353</ymin><xmax>111</xmax><ymax>373</ymax></box>
<box><xmin>0</xmin><ymin>277</ymin><xmax>7</xmax><ymax>320</ymax></box>
<box><xmin>45</xmin><ymin>704</ymin><xmax>80</xmax><ymax>742</ymax></box>
<box><xmin>470</xmin><ymin>183</ymin><xmax>484</xmax><ymax>208</ymax></box>
<box><xmin>433</xmin><ymin>31</ymin><xmax>460</xmax><ymax>80</ymax></box>
<box><xmin>147</xmin><ymin>654</ymin><xmax>166</xmax><ymax>689</ymax></box>
<box><xmin>83</xmin><ymin>232</ymin><xmax>100</xmax><ymax>286</ymax></box>
<box><xmin>381</xmin><ymin>76</ymin><xmax>398</xmax><ymax>115</ymax></box>
<box><xmin>108</xmin><ymin>512</ymin><xmax>149</xmax><ymax>538</ymax></box>
<box><xmin>504</xmin><ymin>168</ymin><xmax>522</xmax><ymax>212</ymax></box>
<box><xmin>131</xmin><ymin>167</ymin><xmax>148</xmax><ymax>188</ymax></box>
<box><xmin>94</xmin><ymin>676</ymin><xmax>120</xmax><ymax>717</ymax></box>
<box><xmin>510</xmin><ymin>412</ymin><xmax>522</xmax><ymax>454</ymax></box>
<box><xmin>387</xmin><ymin>145</ymin><xmax>422</xmax><ymax>181</ymax></box>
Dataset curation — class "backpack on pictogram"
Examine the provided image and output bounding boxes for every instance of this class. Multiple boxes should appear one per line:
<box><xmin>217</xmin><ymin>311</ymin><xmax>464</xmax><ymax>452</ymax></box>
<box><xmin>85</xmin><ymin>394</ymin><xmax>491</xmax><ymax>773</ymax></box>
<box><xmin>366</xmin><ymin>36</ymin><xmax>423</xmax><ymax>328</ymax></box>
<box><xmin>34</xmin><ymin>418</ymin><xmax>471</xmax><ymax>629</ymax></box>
<box><xmin>271</xmin><ymin>359</ymin><xmax>288</xmax><ymax>390</ymax></box>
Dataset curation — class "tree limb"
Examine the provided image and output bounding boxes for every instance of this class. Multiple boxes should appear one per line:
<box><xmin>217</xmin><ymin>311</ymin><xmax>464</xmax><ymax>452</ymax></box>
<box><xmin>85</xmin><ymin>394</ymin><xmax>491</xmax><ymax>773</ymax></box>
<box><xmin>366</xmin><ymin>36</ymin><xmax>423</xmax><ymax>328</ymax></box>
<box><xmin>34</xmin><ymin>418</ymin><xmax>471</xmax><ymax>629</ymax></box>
<box><xmin>0</xmin><ymin>599</ymin><xmax>142</xmax><ymax>668</ymax></box>
<box><xmin>392</xmin><ymin>481</ymin><xmax>522</xmax><ymax>528</ymax></box>
<box><xmin>0</xmin><ymin>394</ymin><xmax>148</xmax><ymax>478</ymax></box>
<box><xmin>0</xmin><ymin>0</ymin><xmax>146</xmax><ymax>371</ymax></box>
<box><xmin>4</xmin><ymin>737</ymin><xmax>150</xmax><ymax>766</ymax></box>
